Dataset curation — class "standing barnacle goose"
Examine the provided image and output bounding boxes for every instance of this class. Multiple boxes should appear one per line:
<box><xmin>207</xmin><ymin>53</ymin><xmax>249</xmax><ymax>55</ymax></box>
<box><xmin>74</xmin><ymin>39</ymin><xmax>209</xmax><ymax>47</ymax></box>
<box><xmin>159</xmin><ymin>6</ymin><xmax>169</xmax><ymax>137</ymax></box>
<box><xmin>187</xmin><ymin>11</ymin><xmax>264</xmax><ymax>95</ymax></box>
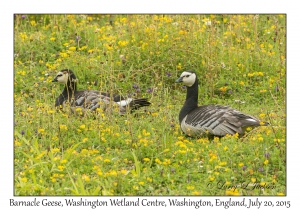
<box><xmin>52</xmin><ymin>69</ymin><xmax>151</xmax><ymax>114</ymax></box>
<box><xmin>176</xmin><ymin>70</ymin><xmax>268</xmax><ymax>137</ymax></box>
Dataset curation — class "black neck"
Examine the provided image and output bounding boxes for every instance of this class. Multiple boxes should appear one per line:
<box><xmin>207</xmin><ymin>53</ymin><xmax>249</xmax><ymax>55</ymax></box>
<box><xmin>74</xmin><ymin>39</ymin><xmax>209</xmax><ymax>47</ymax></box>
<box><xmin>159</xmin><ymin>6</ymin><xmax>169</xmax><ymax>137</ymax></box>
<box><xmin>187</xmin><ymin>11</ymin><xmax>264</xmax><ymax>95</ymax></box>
<box><xmin>63</xmin><ymin>80</ymin><xmax>77</xmax><ymax>95</ymax></box>
<box><xmin>179</xmin><ymin>78</ymin><xmax>199</xmax><ymax>123</ymax></box>
<box><xmin>56</xmin><ymin>81</ymin><xmax>77</xmax><ymax>106</ymax></box>
<box><xmin>55</xmin><ymin>77</ymin><xmax>78</xmax><ymax>107</ymax></box>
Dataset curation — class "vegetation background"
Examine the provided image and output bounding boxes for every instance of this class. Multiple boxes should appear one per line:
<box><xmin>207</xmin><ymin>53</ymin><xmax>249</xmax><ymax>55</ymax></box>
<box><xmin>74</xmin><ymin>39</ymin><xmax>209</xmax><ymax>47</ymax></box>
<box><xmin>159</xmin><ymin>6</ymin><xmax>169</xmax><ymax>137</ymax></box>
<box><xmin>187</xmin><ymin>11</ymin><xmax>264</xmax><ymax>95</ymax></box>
<box><xmin>14</xmin><ymin>14</ymin><xmax>286</xmax><ymax>195</ymax></box>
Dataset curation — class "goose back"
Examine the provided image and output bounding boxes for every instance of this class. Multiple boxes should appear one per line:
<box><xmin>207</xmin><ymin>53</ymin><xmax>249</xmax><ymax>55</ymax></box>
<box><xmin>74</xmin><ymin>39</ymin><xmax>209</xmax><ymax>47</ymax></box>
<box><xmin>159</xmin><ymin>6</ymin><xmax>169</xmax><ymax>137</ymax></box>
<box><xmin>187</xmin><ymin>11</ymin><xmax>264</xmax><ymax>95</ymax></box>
<box><xmin>181</xmin><ymin>104</ymin><xmax>262</xmax><ymax>137</ymax></box>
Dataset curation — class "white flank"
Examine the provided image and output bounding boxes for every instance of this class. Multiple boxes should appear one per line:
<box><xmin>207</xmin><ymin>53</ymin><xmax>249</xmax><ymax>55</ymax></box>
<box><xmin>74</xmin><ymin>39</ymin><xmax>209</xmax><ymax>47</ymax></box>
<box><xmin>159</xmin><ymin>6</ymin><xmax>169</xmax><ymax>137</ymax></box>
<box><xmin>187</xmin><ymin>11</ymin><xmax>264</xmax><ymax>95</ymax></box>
<box><xmin>116</xmin><ymin>98</ymin><xmax>133</xmax><ymax>107</ymax></box>
<box><xmin>246</xmin><ymin>118</ymin><xmax>257</xmax><ymax>122</ymax></box>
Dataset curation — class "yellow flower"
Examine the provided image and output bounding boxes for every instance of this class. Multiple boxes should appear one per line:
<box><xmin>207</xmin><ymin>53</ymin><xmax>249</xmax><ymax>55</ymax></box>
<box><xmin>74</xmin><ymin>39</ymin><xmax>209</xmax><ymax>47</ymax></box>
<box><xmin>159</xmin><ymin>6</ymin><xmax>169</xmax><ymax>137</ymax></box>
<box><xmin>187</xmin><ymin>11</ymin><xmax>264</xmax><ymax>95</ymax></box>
<box><xmin>178</xmin><ymin>150</ymin><xmax>187</xmax><ymax>154</ymax></box>
<box><xmin>59</xmin><ymin>124</ymin><xmax>68</xmax><ymax>130</ymax></box>
<box><xmin>260</xmin><ymin>182</ymin><xmax>266</xmax><ymax>186</ymax></box>
<box><xmin>264</xmin><ymin>160</ymin><xmax>269</xmax><ymax>165</ymax></box>
<box><xmin>138</xmin><ymin>182</ymin><xmax>144</xmax><ymax>185</ymax></box>
<box><xmin>17</xmin><ymin>70</ymin><xmax>26</xmax><ymax>75</ymax></box>
<box><xmin>69</xmin><ymin>46</ymin><xmax>76</xmax><ymax>51</ymax></box>
<box><xmin>21</xmin><ymin>177</ymin><xmax>28</xmax><ymax>183</ymax></box>
<box><xmin>186</xmin><ymin>186</ymin><xmax>195</xmax><ymax>190</ymax></box>
<box><xmin>120</xmin><ymin>170</ymin><xmax>127</xmax><ymax>175</ymax></box>
<box><xmin>151</xmin><ymin>112</ymin><xmax>158</xmax><ymax>117</ymax></box>
<box><xmin>80</xmin><ymin>149</ymin><xmax>88</xmax><ymax>154</ymax></box>
<box><xmin>52</xmin><ymin>148</ymin><xmax>60</xmax><ymax>153</ymax></box>
<box><xmin>155</xmin><ymin>158</ymin><xmax>161</xmax><ymax>164</ymax></box>
<box><xmin>118</xmin><ymin>40</ymin><xmax>129</xmax><ymax>47</ymax></box>
<box><xmin>59</xmin><ymin>52</ymin><xmax>68</xmax><ymax>58</ymax></box>
<box><xmin>179</xmin><ymin>30</ymin><xmax>188</xmax><ymax>35</ymax></box>
<box><xmin>57</xmin><ymin>165</ymin><xmax>65</xmax><ymax>171</ymax></box>
<box><xmin>38</xmin><ymin>128</ymin><xmax>45</xmax><ymax>134</ymax></box>
<box><xmin>226</xmin><ymin>189</ymin><xmax>240</xmax><ymax>195</ymax></box>
<box><xmin>104</xmin><ymin>159</ymin><xmax>110</xmax><ymax>163</ymax></box>
<box><xmin>61</xmin><ymin>159</ymin><xmax>67</xmax><ymax>164</ymax></box>
<box><xmin>82</xmin><ymin>174</ymin><xmax>90</xmax><ymax>182</ymax></box>
<box><xmin>47</xmin><ymin>110</ymin><xmax>54</xmax><ymax>114</ymax></box>
<box><xmin>259</xmin><ymin>113</ymin><xmax>266</xmax><ymax>118</ymax></box>
<box><xmin>177</xmin><ymin>63</ymin><xmax>182</xmax><ymax>69</ymax></box>
<box><xmin>30</xmin><ymin>20</ymin><xmax>37</xmax><ymax>26</ymax></box>
<box><xmin>163</xmin><ymin>148</ymin><xmax>170</xmax><ymax>153</ymax></box>
<box><xmin>82</xmin><ymin>138</ymin><xmax>88</xmax><ymax>143</ymax></box>
<box><xmin>79</xmin><ymin>124</ymin><xmax>86</xmax><ymax>129</ymax></box>
<box><xmin>79</xmin><ymin>46</ymin><xmax>87</xmax><ymax>51</ymax></box>
<box><xmin>258</xmin><ymin>72</ymin><xmax>264</xmax><ymax>76</ymax></box>
<box><xmin>143</xmin><ymin>158</ymin><xmax>150</xmax><ymax>162</ymax></box>
<box><xmin>219</xmin><ymin>86</ymin><xmax>227</xmax><ymax>92</ymax></box>
<box><xmin>97</xmin><ymin>170</ymin><xmax>103</xmax><ymax>176</ymax></box>
<box><xmin>219</xmin><ymin>161</ymin><xmax>227</xmax><ymax>166</ymax></box>
<box><xmin>191</xmin><ymin>191</ymin><xmax>200</xmax><ymax>195</ymax></box>
<box><xmin>120</xmin><ymin>17</ymin><xmax>127</xmax><ymax>23</ymax></box>
<box><xmin>20</xmin><ymin>32</ymin><xmax>28</xmax><ymax>41</ymax></box>
<box><xmin>50</xmin><ymin>37</ymin><xmax>56</xmax><ymax>41</ymax></box>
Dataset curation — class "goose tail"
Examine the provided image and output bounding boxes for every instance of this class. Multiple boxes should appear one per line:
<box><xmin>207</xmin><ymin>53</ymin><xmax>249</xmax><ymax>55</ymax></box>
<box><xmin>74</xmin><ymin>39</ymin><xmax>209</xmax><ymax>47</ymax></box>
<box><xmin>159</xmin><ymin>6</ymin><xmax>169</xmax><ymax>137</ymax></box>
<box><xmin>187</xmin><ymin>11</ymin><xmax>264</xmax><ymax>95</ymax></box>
<box><xmin>129</xmin><ymin>98</ymin><xmax>151</xmax><ymax>110</ymax></box>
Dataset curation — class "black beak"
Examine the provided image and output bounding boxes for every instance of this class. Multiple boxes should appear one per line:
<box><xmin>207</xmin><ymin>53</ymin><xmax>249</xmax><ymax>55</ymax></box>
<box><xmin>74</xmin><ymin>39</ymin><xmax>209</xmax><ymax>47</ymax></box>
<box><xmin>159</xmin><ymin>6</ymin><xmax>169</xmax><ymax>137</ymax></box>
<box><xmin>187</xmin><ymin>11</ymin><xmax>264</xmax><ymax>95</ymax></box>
<box><xmin>52</xmin><ymin>77</ymin><xmax>58</xmax><ymax>82</ymax></box>
<box><xmin>175</xmin><ymin>77</ymin><xmax>183</xmax><ymax>83</ymax></box>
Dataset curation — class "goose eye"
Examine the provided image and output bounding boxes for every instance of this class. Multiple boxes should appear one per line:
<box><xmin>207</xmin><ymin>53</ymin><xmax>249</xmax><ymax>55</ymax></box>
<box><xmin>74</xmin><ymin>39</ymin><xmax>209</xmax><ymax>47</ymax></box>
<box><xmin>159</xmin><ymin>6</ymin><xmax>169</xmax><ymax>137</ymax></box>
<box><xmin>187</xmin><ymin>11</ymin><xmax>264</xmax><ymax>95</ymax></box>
<box><xmin>185</xmin><ymin>75</ymin><xmax>190</xmax><ymax>78</ymax></box>
<box><xmin>57</xmin><ymin>74</ymin><xmax>62</xmax><ymax>77</ymax></box>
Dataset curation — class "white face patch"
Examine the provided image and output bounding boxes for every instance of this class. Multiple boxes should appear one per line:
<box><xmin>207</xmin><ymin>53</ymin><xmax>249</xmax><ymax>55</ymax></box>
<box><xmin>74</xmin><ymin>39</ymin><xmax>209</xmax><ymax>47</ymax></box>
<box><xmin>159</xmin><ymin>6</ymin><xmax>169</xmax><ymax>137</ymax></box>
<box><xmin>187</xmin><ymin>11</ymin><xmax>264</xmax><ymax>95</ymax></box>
<box><xmin>180</xmin><ymin>71</ymin><xmax>196</xmax><ymax>87</ymax></box>
<box><xmin>55</xmin><ymin>72</ymin><xmax>70</xmax><ymax>84</ymax></box>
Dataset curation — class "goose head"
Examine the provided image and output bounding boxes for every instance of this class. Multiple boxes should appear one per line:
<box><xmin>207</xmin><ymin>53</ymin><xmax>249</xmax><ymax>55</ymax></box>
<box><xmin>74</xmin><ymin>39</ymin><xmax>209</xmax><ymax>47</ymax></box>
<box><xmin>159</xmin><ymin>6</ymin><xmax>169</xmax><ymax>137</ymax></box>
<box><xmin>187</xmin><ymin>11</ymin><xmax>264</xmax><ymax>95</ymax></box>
<box><xmin>175</xmin><ymin>70</ymin><xmax>197</xmax><ymax>87</ymax></box>
<box><xmin>52</xmin><ymin>69</ymin><xmax>78</xmax><ymax>84</ymax></box>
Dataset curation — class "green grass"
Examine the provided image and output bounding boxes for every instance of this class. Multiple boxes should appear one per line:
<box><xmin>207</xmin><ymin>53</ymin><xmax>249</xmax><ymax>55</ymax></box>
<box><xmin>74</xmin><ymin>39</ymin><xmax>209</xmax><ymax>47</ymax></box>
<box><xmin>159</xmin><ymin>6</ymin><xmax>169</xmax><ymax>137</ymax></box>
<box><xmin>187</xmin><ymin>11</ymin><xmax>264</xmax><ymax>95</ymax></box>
<box><xmin>14</xmin><ymin>14</ymin><xmax>286</xmax><ymax>195</ymax></box>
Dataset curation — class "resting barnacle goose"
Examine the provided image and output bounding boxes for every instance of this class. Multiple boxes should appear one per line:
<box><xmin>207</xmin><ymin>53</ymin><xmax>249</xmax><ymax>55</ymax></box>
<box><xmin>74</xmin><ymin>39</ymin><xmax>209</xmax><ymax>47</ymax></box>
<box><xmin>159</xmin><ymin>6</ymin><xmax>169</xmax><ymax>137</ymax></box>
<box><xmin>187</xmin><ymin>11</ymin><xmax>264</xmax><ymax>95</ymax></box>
<box><xmin>176</xmin><ymin>70</ymin><xmax>269</xmax><ymax>137</ymax></box>
<box><xmin>52</xmin><ymin>69</ymin><xmax>151</xmax><ymax>114</ymax></box>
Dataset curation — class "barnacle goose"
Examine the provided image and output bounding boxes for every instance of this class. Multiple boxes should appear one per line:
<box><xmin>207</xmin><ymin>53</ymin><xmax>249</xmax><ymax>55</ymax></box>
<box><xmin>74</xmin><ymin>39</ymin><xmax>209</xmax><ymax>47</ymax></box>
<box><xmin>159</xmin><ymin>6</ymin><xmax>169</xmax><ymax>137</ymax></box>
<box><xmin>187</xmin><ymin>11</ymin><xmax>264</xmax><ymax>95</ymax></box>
<box><xmin>176</xmin><ymin>70</ymin><xmax>268</xmax><ymax>137</ymax></box>
<box><xmin>52</xmin><ymin>69</ymin><xmax>151</xmax><ymax>114</ymax></box>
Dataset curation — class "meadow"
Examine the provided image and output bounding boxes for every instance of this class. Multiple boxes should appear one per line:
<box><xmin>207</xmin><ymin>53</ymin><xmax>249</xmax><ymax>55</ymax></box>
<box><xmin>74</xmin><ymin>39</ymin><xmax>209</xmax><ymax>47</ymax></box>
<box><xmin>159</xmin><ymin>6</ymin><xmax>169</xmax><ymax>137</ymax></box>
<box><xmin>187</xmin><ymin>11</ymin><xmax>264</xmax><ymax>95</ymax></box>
<box><xmin>14</xmin><ymin>14</ymin><xmax>286</xmax><ymax>195</ymax></box>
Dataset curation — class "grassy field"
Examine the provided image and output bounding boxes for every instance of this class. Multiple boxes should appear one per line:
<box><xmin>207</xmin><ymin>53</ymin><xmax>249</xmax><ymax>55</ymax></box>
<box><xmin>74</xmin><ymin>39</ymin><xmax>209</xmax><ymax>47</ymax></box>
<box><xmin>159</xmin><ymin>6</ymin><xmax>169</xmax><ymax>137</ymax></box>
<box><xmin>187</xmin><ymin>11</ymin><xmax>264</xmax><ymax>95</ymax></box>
<box><xmin>14</xmin><ymin>14</ymin><xmax>286</xmax><ymax>195</ymax></box>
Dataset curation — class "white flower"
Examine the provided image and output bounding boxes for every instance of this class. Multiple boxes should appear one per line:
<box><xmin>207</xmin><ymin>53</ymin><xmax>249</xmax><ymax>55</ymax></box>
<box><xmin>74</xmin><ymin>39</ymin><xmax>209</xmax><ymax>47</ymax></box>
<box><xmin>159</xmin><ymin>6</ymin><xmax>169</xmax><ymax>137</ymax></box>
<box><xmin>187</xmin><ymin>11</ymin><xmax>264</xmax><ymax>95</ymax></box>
<box><xmin>205</xmin><ymin>20</ymin><xmax>211</xmax><ymax>26</ymax></box>
<box><xmin>221</xmin><ymin>62</ymin><xmax>226</xmax><ymax>69</ymax></box>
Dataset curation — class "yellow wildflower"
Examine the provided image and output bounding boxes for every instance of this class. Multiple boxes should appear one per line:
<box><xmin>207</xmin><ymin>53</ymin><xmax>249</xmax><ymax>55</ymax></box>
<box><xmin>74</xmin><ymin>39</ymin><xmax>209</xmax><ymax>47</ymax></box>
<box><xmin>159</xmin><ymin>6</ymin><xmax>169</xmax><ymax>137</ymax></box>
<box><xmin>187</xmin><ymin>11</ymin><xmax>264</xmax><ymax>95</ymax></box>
<box><xmin>38</xmin><ymin>128</ymin><xmax>45</xmax><ymax>134</ymax></box>
<box><xmin>226</xmin><ymin>189</ymin><xmax>240</xmax><ymax>195</ymax></box>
